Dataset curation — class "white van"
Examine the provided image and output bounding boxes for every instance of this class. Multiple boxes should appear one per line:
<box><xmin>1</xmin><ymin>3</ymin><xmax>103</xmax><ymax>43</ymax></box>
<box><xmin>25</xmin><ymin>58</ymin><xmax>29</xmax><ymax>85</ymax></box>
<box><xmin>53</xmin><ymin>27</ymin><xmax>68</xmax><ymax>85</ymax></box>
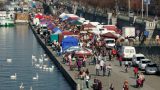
<box><xmin>119</xmin><ymin>46</ymin><xmax>136</xmax><ymax>60</ymax></box>
<box><xmin>104</xmin><ymin>38</ymin><xmax>115</xmax><ymax>48</ymax></box>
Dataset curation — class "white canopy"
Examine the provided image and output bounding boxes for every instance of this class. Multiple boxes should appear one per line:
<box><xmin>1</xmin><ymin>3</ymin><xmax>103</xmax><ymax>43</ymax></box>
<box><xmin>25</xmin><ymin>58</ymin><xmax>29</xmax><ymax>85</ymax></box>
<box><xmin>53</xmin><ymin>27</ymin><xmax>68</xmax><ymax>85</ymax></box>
<box><xmin>89</xmin><ymin>28</ymin><xmax>115</xmax><ymax>35</ymax></box>
<box><xmin>59</xmin><ymin>13</ymin><xmax>66</xmax><ymax>18</ymax></box>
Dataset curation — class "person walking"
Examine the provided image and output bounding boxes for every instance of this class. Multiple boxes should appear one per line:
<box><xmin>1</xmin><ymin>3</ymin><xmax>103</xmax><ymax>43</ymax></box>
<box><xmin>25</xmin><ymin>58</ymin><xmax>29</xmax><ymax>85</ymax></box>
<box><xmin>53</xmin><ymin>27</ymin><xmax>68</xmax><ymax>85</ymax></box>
<box><xmin>108</xmin><ymin>52</ymin><xmax>112</xmax><ymax>61</ymax></box>
<box><xmin>102</xmin><ymin>63</ymin><xmax>107</xmax><ymax>76</ymax></box>
<box><xmin>98</xmin><ymin>80</ymin><xmax>102</xmax><ymax>90</ymax></box>
<box><xmin>139</xmin><ymin>72</ymin><xmax>145</xmax><ymax>87</ymax></box>
<box><xmin>123</xmin><ymin>80</ymin><xmax>129</xmax><ymax>90</ymax></box>
<box><xmin>107</xmin><ymin>64</ymin><xmax>112</xmax><ymax>77</ymax></box>
<box><xmin>118</xmin><ymin>56</ymin><xmax>122</xmax><ymax>67</ymax></box>
<box><xmin>93</xmin><ymin>77</ymin><xmax>99</xmax><ymax>90</ymax></box>
<box><xmin>95</xmin><ymin>63</ymin><xmax>100</xmax><ymax>76</ymax></box>
<box><xmin>133</xmin><ymin>66</ymin><xmax>139</xmax><ymax>78</ymax></box>
<box><xmin>85</xmin><ymin>74</ymin><xmax>90</xmax><ymax>88</ymax></box>
<box><xmin>109</xmin><ymin>83</ymin><xmax>114</xmax><ymax>90</ymax></box>
<box><xmin>124</xmin><ymin>60</ymin><xmax>129</xmax><ymax>72</ymax></box>
<box><xmin>77</xmin><ymin>59</ymin><xmax>82</xmax><ymax>71</ymax></box>
<box><xmin>100</xmin><ymin>60</ymin><xmax>104</xmax><ymax>71</ymax></box>
<box><xmin>85</xmin><ymin>68</ymin><xmax>89</xmax><ymax>75</ymax></box>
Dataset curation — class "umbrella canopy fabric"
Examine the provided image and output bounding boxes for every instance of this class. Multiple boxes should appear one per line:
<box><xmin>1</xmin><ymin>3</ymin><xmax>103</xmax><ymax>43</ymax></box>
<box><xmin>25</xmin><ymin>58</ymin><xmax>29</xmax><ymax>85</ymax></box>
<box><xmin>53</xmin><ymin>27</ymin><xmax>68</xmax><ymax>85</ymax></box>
<box><xmin>61</xmin><ymin>15</ymin><xmax>69</xmax><ymax>21</ymax></box>
<box><xmin>54</xmin><ymin>29</ymin><xmax>62</xmax><ymax>34</ymax></box>
<box><xmin>52</xmin><ymin>27</ymin><xmax>61</xmax><ymax>33</ymax></box>
<box><xmin>70</xmin><ymin>20</ymin><xmax>83</xmax><ymax>25</ymax></box>
<box><xmin>35</xmin><ymin>13</ymin><xmax>43</xmax><ymax>19</ymax></box>
<box><xmin>62</xmin><ymin>31</ymin><xmax>74</xmax><ymax>35</ymax></box>
<box><xmin>47</xmin><ymin>23</ymin><xmax>55</xmax><ymax>30</ymax></box>
<box><xmin>74</xmin><ymin>48</ymin><xmax>92</xmax><ymax>56</ymax></box>
<box><xmin>101</xmin><ymin>32</ymin><xmax>118</xmax><ymax>39</ymax></box>
<box><xmin>63</xmin><ymin>46</ymin><xmax>81</xmax><ymax>53</ymax></box>
<box><xmin>83</xmin><ymin>23</ymin><xmax>96</xmax><ymax>30</ymax></box>
<box><xmin>61</xmin><ymin>36</ymin><xmax>79</xmax><ymax>51</ymax></box>
<box><xmin>59</xmin><ymin>13</ymin><xmax>66</xmax><ymax>18</ymax></box>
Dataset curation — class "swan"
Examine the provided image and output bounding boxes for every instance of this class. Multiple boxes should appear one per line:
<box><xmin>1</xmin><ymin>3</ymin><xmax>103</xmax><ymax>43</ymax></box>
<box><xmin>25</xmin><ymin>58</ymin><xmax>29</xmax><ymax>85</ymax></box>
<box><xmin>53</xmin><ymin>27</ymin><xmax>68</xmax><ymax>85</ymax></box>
<box><xmin>6</xmin><ymin>58</ymin><xmax>12</xmax><ymax>63</ymax></box>
<box><xmin>35</xmin><ymin>64</ymin><xmax>40</xmax><ymax>68</ymax></box>
<box><xmin>43</xmin><ymin>54</ymin><xmax>47</xmax><ymax>57</ymax></box>
<box><xmin>33</xmin><ymin>58</ymin><xmax>37</xmax><ymax>62</ymax></box>
<box><xmin>32</xmin><ymin>55</ymin><xmax>36</xmax><ymax>60</ymax></box>
<box><xmin>49</xmin><ymin>66</ymin><xmax>54</xmax><ymax>72</ymax></box>
<box><xmin>33</xmin><ymin>73</ymin><xmax>38</xmax><ymax>80</ymax></box>
<box><xmin>39</xmin><ymin>58</ymin><xmax>43</xmax><ymax>63</ymax></box>
<box><xmin>19</xmin><ymin>82</ymin><xmax>24</xmax><ymax>90</ymax></box>
<box><xmin>10</xmin><ymin>73</ymin><xmax>16</xmax><ymax>80</ymax></box>
<box><xmin>44</xmin><ymin>58</ymin><xmax>48</xmax><ymax>61</ymax></box>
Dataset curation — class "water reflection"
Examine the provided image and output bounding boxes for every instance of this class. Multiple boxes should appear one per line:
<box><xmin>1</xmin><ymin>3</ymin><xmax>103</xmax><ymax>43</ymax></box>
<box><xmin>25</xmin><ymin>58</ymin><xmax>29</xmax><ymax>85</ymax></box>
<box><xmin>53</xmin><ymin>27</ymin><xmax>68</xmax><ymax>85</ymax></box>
<box><xmin>0</xmin><ymin>25</ymin><xmax>71</xmax><ymax>90</ymax></box>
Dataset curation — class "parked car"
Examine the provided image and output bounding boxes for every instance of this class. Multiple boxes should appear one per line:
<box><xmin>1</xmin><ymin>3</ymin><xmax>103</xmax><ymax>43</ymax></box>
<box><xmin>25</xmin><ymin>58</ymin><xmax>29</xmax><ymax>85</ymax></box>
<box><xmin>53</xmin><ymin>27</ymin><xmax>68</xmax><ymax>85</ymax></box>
<box><xmin>139</xmin><ymin>59</ymin><xmax>151</xmax><ymax>70</ymax></box>
<box><xmin>132</xmin><ymin>54</ymin><xmax>145</xmax><ymax>66</ymax></box>
<box><xmin>145</xmin><ymin>63</ymin><xmax>158</xmax><ymax>75</ymax></box>
<box><xmin>156</xmin><ymin>64</ymin><xmax>160</xmax><ymax>75</ymax></box>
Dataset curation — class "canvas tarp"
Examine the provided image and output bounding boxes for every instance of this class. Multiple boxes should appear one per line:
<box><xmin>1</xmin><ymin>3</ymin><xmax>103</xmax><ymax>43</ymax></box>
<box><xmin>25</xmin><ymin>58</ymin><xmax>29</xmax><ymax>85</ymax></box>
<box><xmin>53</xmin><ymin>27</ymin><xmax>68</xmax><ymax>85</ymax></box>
<box><xmin>50</xmin><ymin>34</ymin><xmax>58</xmax><ymax>43</ymax></box>
<box><xmin>61</xmin><ymin>36</ymin><xmax>79</xmax><ymax>51</ymax></box>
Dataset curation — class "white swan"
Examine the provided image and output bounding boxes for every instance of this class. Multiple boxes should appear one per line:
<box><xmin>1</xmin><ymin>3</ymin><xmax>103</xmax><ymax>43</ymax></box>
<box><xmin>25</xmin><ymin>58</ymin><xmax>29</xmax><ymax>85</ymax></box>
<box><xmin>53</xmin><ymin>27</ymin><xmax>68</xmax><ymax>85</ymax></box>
<box><xmin>43</xmin><ymin>54</ymin><xmax>47</xmax><ymax>57</ymax></box>
<box><xmin>32</xmin><ymin>55</ymin><xmax>36</xmax><ymax>60</ymax></box>
<box><xmin>7</xmin><ymin>58</ymin><xmax>12</xmax><ymax>63</ymax></box>
<box><xmin>35</xmin><ymin>64</ymin><xmax>40</xmax><ymax>68</ymax></box>
<box><xmin>44</xmin><ymin>58</ymin><xmax>48</xmax><ymax>61</ymax></box>
<box><xmin>39</xmin><ymin>58</ymin><xmax>43</xmax><ymax>63</ymax></box>
<box><xmin>19</xmin><ymin>82</ymin><xmax>24</xmax><ymax>90</ymax></box>
<box><xmin>33</xmin><ymin>73</ymin><xmax>38</xmax><ymax>80</ymax></box>
<box><xmin>10</xmin><ymin>73</ymin><xmax>16</xmax><ymax>80</ymax></box>
<box><xmin>49</xmin><ymin>66</ymin><xmax>54</xmax><ymax>72</ymax></box>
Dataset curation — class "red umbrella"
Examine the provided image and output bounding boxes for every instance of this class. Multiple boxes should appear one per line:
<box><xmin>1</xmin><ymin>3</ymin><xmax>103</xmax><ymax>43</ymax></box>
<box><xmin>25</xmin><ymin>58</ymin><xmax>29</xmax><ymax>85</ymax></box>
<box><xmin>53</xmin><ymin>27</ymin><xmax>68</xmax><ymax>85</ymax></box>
<box><xmin>83</xmin><ymin>23</ymin><xmax>96</xmax><ymax>30</ymax></box>
<box><xmin>101</xmin><ymin>32</ymin><xmax>118</xmax><ymax>39</ymax></box>
<box><xmin>62</xmin><ymin>31</ymin><xmax>74</xmax><ymax>35</ymax></box>
<box><xmin>35</xmin><ymin>13</ymin><xmax>43</xmax><ymax>19</ymax></box>
<box><xmin>74</xmin><ymin>48</ymin><xmax>92</xmax><ymax>56</ymax></box>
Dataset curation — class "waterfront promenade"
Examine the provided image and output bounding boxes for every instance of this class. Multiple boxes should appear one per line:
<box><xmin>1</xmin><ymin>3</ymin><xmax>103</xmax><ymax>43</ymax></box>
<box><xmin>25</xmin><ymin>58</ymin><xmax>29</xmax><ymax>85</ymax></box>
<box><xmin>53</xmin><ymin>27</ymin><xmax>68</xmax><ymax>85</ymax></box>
<box><xmin>30</xmin><ymin>24</ymin><xmax>160</xmax><ymax>90</ymax></box>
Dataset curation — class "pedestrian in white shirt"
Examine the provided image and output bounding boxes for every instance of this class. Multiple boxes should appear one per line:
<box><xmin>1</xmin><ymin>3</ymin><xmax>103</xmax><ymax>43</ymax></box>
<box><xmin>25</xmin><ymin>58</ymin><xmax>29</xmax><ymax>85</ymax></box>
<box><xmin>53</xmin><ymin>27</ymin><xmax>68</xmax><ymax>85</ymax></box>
<box><xmin>100</xmin><ymin>60</ymin><xmax>104</xmax><ymax>71</ymax></box>
<box><xmin>95</xmin><ymin>63</ymin><xmax>100</xmax><ymax>76</ymax></box>
<box><xmin>85</xmin><ymin>74</ymin><xmax>90</xmax><ymax>88</ymax></box>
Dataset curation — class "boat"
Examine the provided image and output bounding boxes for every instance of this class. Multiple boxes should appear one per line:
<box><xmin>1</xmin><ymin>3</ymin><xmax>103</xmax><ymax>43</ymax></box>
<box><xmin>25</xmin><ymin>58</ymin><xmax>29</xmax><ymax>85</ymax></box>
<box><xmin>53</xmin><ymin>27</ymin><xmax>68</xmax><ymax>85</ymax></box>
<box><xmin>14</xmin><ymin>1</ymin><xmax>29</xmax><ymax>24</ymax></box>
<box><xmin>0</xmin><ymin>11</ymin><xmax>15</xmax><ymax>27</ymax></box>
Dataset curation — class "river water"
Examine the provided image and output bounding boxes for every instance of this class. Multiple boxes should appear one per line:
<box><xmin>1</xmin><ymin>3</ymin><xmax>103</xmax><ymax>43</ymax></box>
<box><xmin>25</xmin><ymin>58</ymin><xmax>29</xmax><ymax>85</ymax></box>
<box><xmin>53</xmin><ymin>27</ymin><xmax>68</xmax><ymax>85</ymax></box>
<box><xmin>0</xmin><ymin>25</ymin><xmax>72</xmax><ymax>90</ymax></box>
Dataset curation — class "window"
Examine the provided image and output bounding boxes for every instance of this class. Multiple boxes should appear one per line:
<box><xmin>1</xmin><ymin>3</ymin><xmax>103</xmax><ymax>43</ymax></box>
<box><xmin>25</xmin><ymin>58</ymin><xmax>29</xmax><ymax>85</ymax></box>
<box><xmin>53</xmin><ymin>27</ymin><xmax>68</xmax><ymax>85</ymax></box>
<box><xmin>142</xmin><ymin>61</ymin><xmax>151</xmax><ymax>64</ymax></box>
<box><xmin>137</xmin><ymin>57</ymin><xmax>145</xmax><ymax>61</ymax></box>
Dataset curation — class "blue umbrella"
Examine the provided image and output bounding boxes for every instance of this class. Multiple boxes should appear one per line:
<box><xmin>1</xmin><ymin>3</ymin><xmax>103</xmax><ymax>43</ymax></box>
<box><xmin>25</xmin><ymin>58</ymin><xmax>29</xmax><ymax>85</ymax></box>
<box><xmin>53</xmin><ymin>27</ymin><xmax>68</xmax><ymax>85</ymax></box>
<box><xmin>52</xmin><ymin>27</ymin><xmax>59</xmax><ymax>32</ymax></box>
<box><xmin>61</xmin><ymin>15</ymin><xmax>69</xmax><ymax>21</ymax></box>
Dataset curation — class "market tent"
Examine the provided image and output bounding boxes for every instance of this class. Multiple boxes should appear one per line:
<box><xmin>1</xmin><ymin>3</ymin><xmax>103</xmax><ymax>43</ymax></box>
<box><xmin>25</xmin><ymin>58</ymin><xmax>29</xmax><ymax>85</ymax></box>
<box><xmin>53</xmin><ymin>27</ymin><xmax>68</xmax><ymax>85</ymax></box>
<box><xmin>61</xmin><ymin>36</ymin><xmax>79</xmax><ymax>51</ymax></box>
<box><xmin>103</xmin><ymin>25</ymin><xmax>118</xmax><ymax>32</ymax></box>
<box><xmin>83</xmin><ymin>23</ymin><xmax>96</xmax><ymax>30</ymax></box>
<box><xmin>62</xmin><ymin>30</ymin><xmax>74</xmax><ymax>35</ymax></box>
<box><xmin>70</xmin><ymin>20</ymin><xmax>83</xmax><ymax>25</ymax></box>
<box><xmin>47</xmin><ymin>23</ymin><xmax>55</xmax><ymax>30</ymax></box>
<box><xmin>61</xmin><ymin>15</ymin><xmax>69</xmax><ymax>21</ymax></box>
<box><xmin>59</xmin><ymin>13</ymin><xmax>66</xmax><ymax>18</ymax></box>
<box><xmin>54</xmin><ymin>29</ymin><xmax>62</xmax><ymax>34</ymax></box>
<box><xmin>52</xmin><ymin>27</ymin><xmax>61</xmax><ymax>33</ymax></box>
<box><xmin>101</xmin><ymin>32</ymin><xmax>118</xmax><ymax>39</ymax></box>
<box><xmin>50</xmin><ymin>34</ymin><xmax>58</xmax><ymax>43</ymax></box>
<box><xmin>35</xmin><ymin>13</ymin><xmax>43</xmax><ymax>19</ymax></box>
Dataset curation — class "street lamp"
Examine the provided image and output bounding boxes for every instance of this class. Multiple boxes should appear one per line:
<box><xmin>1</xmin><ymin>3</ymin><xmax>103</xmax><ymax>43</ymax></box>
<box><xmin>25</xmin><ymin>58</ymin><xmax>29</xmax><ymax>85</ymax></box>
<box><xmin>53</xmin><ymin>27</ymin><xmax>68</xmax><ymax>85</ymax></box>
<box><xmin>128</xmin><ymin>0</ymin><xmax>130</xmax><ymax>16</ymax></box>
<box><xmin>142</xmin><ymin>0</ymin><xmax>144</xmax><ymax>18</ymax></box>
